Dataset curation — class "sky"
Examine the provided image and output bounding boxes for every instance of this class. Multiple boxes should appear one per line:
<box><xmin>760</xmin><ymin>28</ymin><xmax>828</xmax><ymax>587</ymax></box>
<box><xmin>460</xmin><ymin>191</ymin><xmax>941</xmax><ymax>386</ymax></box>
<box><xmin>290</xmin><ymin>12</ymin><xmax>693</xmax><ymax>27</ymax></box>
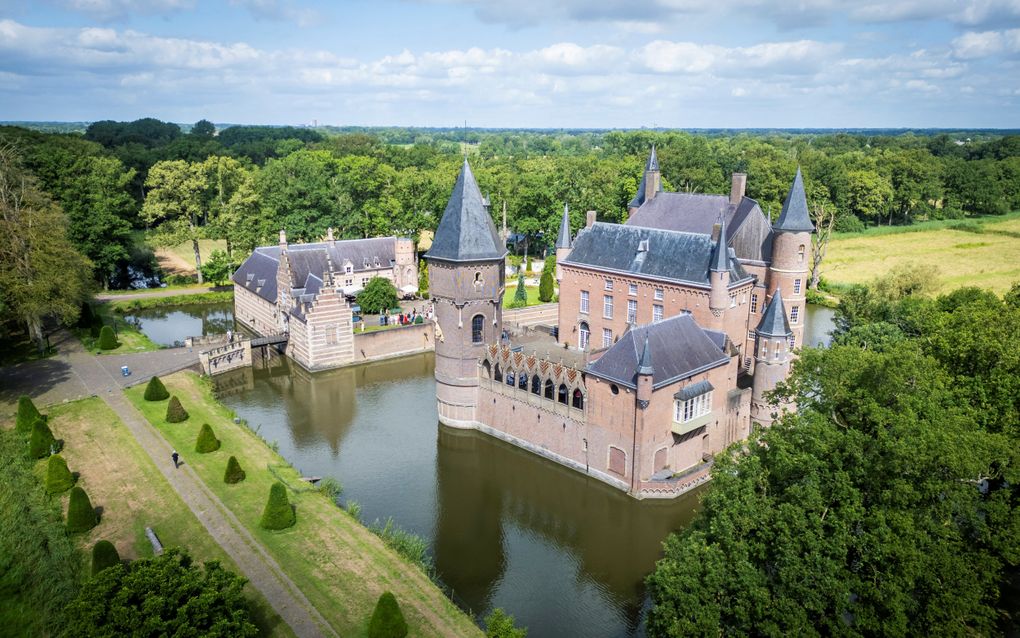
<box><xmin>0</xmin><ymin>0</ymin><xmax>1019</xmax><ymax>128</ymax></box>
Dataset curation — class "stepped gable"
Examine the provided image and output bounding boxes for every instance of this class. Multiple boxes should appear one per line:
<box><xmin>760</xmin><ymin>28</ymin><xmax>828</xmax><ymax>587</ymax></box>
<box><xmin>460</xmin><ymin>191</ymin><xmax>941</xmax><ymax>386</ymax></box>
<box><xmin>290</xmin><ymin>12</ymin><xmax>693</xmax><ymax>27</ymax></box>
<box><xmin>427</xmin><ymin>159</ymin><xmax>506</xmax><ymax>263</ymax></box>
<box><xmin>587</xmin><ymin>314</ymin><xmax>729</xmax><ymax>389</ymax></box>
<box><xmin>562</xmin><ymin>222</ymin><xmax>750</xmax><ymax>287</ymax></box>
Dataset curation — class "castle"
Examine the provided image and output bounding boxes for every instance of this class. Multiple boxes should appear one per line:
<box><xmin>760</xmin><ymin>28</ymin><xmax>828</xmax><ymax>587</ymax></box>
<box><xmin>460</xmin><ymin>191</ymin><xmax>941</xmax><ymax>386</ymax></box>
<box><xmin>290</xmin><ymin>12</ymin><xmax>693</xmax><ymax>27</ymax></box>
<box><xmin>427</xmin><ymin>150</ymin><xmax>812</xmax><ymax>498</ymax></box>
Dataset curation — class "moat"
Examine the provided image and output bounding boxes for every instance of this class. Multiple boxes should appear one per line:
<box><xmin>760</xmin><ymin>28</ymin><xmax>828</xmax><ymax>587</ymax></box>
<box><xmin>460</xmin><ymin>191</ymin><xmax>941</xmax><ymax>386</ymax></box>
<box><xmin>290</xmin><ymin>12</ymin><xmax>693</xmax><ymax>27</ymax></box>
<box><xmin>129</xmin><ymin>301</ymin><xmax>835</xmax><ymax>637</ymax></box>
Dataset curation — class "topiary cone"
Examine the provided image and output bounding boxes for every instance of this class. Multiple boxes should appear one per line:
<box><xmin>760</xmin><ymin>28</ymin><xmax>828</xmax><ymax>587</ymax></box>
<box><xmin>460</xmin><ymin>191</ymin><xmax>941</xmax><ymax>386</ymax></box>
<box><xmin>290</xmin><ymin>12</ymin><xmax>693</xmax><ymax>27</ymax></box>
<box><xmin>46</xmin><ymin>454</ymin><xmax>75</xmax><ymax>494</ymax></box>
<box><xmin>98</xmin><ymin>325</ymin><xmax>118</xmax><ymax>350</ymax></box>
<box><xmin>28</xmin><ymin>419</ymin><xmax>56</xmax><ymax>459</ymax></box>
<box><xmin>259</xmin><ymin>482</ymin><xmax>295</xmax><ymax>530</ymax></box>
<box><xmin>539</xmin><ymin>268</ymin><xmax>554</xmax><ymax>303</ymax></box>
<box><xmin>143</xmin><ymin>376</ymin><xmax>170</xmax><ymax>401</ymax></box>
<box><xmin>91</xmin><ymin>540</ymin><xmax>120</xmax><ymax>576</ymax></box>
<box><xmin>67</xmin><ymin>486</ymin><xmax>98</xmax><ymax>533</ymax></box>
<box><xmin>223</xmin><ymin>456</ymin><xmax>246</xmax><ymax>484</ymax></box>
<box><xmin>16</xmin><ymin>395</ymin><xmax>43</xmax><ymax>433</ymax></box>
<box><xmin>367</xmin><ymin>591</ymin><xmax>408</xmax><ymax>638</ymax></box>
<box><xmin>195</xmin><ymin>423</ymin><xmax>221</xmax><ymax>454</ymax></box>
<box><xmin>165</xmin><ymin>396</ymin><xmax>189</xmax><ymax>423</ymax></box>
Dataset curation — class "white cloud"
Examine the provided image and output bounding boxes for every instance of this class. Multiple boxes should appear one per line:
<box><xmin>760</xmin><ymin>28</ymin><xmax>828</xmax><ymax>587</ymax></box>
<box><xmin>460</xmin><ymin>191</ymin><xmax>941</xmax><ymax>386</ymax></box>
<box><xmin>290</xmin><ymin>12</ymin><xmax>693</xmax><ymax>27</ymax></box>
<box><xmin>952</xmin><ymin>29</ymin><xmax>1020</xmax><ymax>58</ymax></box>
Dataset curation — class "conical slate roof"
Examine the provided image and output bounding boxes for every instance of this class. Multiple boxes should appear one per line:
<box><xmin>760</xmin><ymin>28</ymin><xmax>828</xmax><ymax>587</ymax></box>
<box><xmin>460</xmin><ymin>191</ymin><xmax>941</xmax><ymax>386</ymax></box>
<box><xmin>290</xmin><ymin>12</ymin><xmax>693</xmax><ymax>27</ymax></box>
<box><xmin>636</xmin><ymin>335</ymin><xmax>654</xmax><ymax>376</ymax></box>
<box><xmin>628</xmin><ymin>146</ymin><xmax>664</xmax><ymax>209</ymax></box>
<box><xmin>710</xmin><ymin>220</ymin><xmax>729</xmax><ymax>273</ymax></box>
<box><xmin>427</xmin><ymin>159</ymin><xmax>507</xmax><ymax>263</ymax></box>
<box><xmin>756</xmin><ymin>290</ymin><xmax>792</xmax><ymax>337</ymax></box>
<box><xmin>646</xmin><ymin>144</ymin><xmax>660</xmax><ymax>171</ymax></box>
<box><xmin>773</xmin><ymin>168</ymin><xmax>814</xmax><ymax>233</ymax></box>
<box><xmin>556</xmin><ymin>203</ymin><xmax>572</xmax><ymax>249</ymax></box>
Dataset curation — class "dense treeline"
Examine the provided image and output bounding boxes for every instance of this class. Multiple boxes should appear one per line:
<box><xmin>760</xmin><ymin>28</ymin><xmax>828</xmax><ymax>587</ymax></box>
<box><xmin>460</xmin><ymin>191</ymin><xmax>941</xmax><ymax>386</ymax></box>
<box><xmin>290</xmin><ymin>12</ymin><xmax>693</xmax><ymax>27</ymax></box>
<box><xmin>647</xmin><ymin>275</ymin><xmax>1020</xmax><ymax>636</ymax></box>
<box><xmin>0</xmin><ymin>120</ymin><xmax>1017</xmax><ymax>290</ymax></box>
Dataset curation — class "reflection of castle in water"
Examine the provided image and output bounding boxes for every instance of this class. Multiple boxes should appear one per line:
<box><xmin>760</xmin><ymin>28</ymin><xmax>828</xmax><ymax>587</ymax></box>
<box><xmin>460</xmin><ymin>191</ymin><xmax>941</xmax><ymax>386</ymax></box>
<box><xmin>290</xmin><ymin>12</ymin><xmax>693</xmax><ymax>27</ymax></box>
<box><xmin>434</xmin><ymin>426</ymin><xmax>700</xmax><ymax>629</ymax></box>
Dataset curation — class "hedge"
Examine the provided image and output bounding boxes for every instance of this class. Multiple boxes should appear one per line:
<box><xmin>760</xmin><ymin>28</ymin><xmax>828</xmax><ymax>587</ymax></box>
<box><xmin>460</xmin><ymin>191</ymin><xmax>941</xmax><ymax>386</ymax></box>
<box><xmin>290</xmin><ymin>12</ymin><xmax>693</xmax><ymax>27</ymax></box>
<box><xmin>66</xmin><ymin>486</ymin><xmax>98</xmax><ymax>533</ymax></box>
<box><xmin>195</xmin><ymin>424</ymin><xmax>220</xmax><ymax>454</ymax></box>
<box><xmin>143</xmin><ymin>376</ymin><xmax>170</xmax><ymax>401</ymax></box>
<box><xmin>16</xmin><ymin>395</ymin><xmax>43</xmax><ymax>433</ymax></box>
<box><xmin>45</xmin><ymin>454</ymin><xmax>75</xmax><ymax>494</ymax></box>
<box><xmin>259</xmin><ymin>482</ymin><xmax>295</xmax><ymax>530</ymax></box>
<box><xmin>28</xmin><ymin>420</ymin><xmax>56</xmax><ymax>459</ymax></box>
<box><xmin>165</xmin><ymin>396</ymin><xmax>189</xmax><ymax>423</ymax></box>
<box><xmin>98</xmin><ymin>325</ymin><xmax>118</xmax><ymax>350</ymax></box>
<box><xmin>367</xmin><ymin>592</ymin><xmax>408</xmax><ymax>638</ymax></box>
<box><xmin>91</xmin><ymin>540</ymin><xmax>120</xmax><ymax>576</ymax></box>
<box><xmin>223</xmin><ymin>456</ymin><xmax>246</xmax><ymax>484</ymax></box>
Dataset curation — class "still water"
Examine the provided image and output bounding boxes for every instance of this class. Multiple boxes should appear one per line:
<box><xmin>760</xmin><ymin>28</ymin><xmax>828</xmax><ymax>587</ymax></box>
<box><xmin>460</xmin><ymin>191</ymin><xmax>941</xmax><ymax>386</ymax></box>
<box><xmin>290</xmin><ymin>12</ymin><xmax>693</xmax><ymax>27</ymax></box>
<box><xmin>123</xmin><ymin>302</ymin><xmax>234</xmax><ymax>347</ymax></box>
<box><xmin>135</xmin><ymin>302</ymin><xmax>836</xmax><ymax>637</ymax></box>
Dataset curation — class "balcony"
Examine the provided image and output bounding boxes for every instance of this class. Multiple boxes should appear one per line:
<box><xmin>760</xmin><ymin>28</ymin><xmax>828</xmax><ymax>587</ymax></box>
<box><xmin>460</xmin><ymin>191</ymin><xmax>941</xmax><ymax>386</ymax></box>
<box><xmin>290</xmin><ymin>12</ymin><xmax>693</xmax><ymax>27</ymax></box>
<box><xmin>672</xmin><ymin>412</ymin><xmax>712</xmax><ymax>437</ymax></box>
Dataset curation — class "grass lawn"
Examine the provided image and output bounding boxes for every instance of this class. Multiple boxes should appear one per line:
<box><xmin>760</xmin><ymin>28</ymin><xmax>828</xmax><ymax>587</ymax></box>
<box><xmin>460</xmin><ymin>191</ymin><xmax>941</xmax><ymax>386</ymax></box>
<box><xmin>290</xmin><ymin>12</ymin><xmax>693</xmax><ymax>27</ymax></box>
<box><xmin>73</xmin><ymin>305</ymin><xmax>162</xmax><ymax>355</ymax></box>
<box><xmin>42</xmin><ymin>397</ymin><xmax>292</xmax><ymax>637</ymax></box>
<box><xmin>125</xmin><ymin>372</ymin><xmax>482</xmax><ymax>638</ymax></box>
<box><xmin>169</xmin><ymin>239</ymin><xmax>228</xmax><ymax>272</ymax></box>
<box><xmin>823</xmin><ymin>215</ymin><xmax>1020</xmax><ymax>295</ymax></box>
<box><xmin>502</xmin><ymin>284</ymin><xmax>547</xmax><ymax>307</ymax></box>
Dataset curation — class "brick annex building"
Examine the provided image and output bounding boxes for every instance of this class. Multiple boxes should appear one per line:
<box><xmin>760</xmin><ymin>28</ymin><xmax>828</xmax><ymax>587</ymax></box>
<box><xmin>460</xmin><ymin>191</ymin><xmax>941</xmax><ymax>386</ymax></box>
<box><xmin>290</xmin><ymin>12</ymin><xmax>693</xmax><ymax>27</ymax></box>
<box><xmin>428</xmin><ymin>151</ymin><xmax>812</xmax><ymax>498</ymax></box>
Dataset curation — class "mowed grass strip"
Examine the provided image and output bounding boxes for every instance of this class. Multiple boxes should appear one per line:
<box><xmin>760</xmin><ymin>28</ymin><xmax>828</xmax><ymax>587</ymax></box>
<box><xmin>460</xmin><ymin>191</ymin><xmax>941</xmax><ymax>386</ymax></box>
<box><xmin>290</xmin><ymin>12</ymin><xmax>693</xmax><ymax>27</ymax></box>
<box><xmin>126</xmin><ymin>371</ymin><xmax>482</xmax><ymax>638</ymax></box>
<box><xmin>44</xmin><ymin>397</ymin><xmax>294</xmax><ymax>638</ymax></box>
<box><xmin>824</xmin><ymin>216</ymin><xmax>1020</xmax><ymax>294</ymax></box>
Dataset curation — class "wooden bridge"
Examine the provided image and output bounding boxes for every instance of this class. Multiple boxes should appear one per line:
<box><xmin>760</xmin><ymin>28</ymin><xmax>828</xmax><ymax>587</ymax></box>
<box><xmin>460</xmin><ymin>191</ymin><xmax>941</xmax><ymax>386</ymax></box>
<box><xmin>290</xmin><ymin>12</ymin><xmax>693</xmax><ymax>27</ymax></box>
<box><xmin>199</xmin><ymin>333</ymin><xmax>288</xmax><ymax>376</ymax></box>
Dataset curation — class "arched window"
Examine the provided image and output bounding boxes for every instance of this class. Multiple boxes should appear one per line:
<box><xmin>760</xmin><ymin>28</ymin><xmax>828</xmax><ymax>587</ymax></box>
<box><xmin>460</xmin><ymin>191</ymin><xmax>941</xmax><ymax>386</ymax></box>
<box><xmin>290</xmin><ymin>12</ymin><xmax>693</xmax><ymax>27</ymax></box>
<box><xmin>797</xmin><ymin>244</ymin><xmax>806</xmax><ymax>263</ymax></box>
<box><xmin>578</xmin><ymin>321</ymin><xmax>590</xmax><ymax>350</ymax></box>
<box><xmin>558</xmin><ymin>384</ymin><xmax>568</xmax><ymax>404</ymax></box>
<box><xmin>471</xmin><ymin>314</ymin><xmax>485</xmax><ymax>344</ymax></box>
<box><xmin>572</xmin><ymin>388</ymin><xmax>584</xmax><ymax>410</ymax></box>
<box><xmin>544</xmin><ymin>379</ymin><xmax>554</xmax><ymax>400</ymax></box>
<box><xmin>518</xmin><ymin>373</ymin><xmax>528</xmax><ymax>390</ymax></box>
<box><xmin>481</xmin><ymin>360</ymin><xmax>491</xmax><ymax>379</ymax></box>
<box><xmin>506</xmin><ymin>371</ymin><xmax>515</xmax><ymax>386</ymax></box>
<box><xmin>494</xmin><ymin>363</ymin><xmax>503</xmax><ymax>382</ymax></box>
<box><xmin>531</xmin><ymin>375</ymin><xmax>541</xmax><ymax>395</ymax></box>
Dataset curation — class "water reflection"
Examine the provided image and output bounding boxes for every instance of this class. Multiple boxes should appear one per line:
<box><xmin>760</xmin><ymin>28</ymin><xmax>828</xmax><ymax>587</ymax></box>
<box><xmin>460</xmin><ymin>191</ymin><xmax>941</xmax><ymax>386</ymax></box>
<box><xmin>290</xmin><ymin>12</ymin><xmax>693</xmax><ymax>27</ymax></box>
<box><xmin>803</xmin><ymin>304</ymin><xmax>836</xmax><ymax>348</ymax></box>
<box><xmin>124</xmin><ymin>301</ymin><xmax>234</xmax><ymax>347</ymax></box>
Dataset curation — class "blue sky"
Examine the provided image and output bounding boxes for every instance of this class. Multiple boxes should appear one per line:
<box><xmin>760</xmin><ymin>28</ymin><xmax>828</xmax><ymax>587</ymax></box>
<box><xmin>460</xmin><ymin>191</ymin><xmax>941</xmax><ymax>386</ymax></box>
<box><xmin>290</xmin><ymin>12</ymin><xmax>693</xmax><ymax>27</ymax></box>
<box><xmin>1</xmin><ymin>0</ymin><xmax>1018</xmax><ymax>128</ymax></box>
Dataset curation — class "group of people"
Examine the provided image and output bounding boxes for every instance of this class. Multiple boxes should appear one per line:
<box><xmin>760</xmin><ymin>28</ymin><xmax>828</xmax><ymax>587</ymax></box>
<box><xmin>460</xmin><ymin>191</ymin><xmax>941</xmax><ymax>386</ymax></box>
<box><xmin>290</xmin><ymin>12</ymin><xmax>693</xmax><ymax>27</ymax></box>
<box><xmin>369</xmin><ymin>304</ymin><xmax>435</xmax><ymax>330</ymax></box>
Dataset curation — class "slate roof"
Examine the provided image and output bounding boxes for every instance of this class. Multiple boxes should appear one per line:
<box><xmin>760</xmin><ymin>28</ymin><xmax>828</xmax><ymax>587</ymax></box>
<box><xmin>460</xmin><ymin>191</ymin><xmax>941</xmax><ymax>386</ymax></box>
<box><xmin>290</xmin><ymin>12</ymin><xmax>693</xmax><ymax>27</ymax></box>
<box><xmin>646</xmin><ymin>144</ymin><xmax>660</xmax><ymax>171</ymax></box>
<box><xmin>710</xmin><ymin>220</ymin><xmax>730</xmax><ymax>273</ymax></box>
<box><xmin>674</xmin><ymin>379</ymin><xmax>714</xmax><ymax>401</ymax></box>
<box><xmin>773</xmin><ymin>168</ymin><xmax>815</xmax><ymax>233</ymax></box>
<box><xmin>232</xmin><ymin>236</ymin><xmax>397</xmax><ymax>305</ymax></box>
<box><xmin>586</xmin><ymin>314</ymin><xmax>729</xmax><ymax>390</ymax></box>
<box><xmin>628</xmin><ymin>146</ymin><xmax>664</xmax><ymax>209</ymax></box>
<box><xmin>756</xmin><ymin>290</ymin><xmax>792</xmax><ymax>337</ymax></box>
<box><xmin>636</xmin><ymin>335</ymin><xmax>654</xmax><ymax>376</ymax></box>
<box><xmin>562</xmin><ymin>222</ymin><xmax>751</xmax><ymax>287</ymax></box>
<box><xmin>556</xmin><ymin>203</ymin><xmax>572</xmax><ymax>249</ymax></box>
<box><xmin>427</xmin><ymin>159</ymin><xmax>507</xmax><ymax>263</ymax></box>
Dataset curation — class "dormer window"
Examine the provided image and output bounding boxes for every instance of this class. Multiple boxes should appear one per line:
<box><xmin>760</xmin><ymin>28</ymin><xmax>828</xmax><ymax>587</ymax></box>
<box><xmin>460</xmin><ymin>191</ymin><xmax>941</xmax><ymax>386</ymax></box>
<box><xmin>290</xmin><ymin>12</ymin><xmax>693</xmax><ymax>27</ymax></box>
<box><xmin>345</xmin><ymin>263</ymin><xmax>353</xmax><ymax>275</ymax></box>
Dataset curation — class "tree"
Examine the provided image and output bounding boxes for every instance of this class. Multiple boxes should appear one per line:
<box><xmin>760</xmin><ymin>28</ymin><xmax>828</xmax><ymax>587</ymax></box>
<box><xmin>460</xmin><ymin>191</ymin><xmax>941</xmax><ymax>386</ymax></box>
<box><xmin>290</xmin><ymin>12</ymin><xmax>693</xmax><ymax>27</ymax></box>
<box><xmin>200</xmin><ymin>156</ymin><xmax>265</xmax><ymax>257</ymax></box>
<box><xmin>224</xmin><ymin>456</ymin><xmax>246</xmax><ymax>484</ymax></box>
<box><xmin>808</xmin><ymin>204</ymin><xmax>836</xmax><ymax>290</ymax></box>
<box><xmin>538</xmin><ymin>269</ymin><xmax>554</xmax><ymax>303</ymax></box>
<box><xmin>200</xmin><ymin>250</ymin><xmax>238</xmax><ymax>286</ymax></box>
<box><xmin>417</xmin><ymin>258</ymin><xmax>429</xmax><ymax>298</ymax></box>
<box><xmin>144</xmin><ymin>375</ymin><xmax>170</xmax><ymax>401</ymax></box>
<box><xmin>66</xmin><ymin>486</ymin><xmax>98</xmax><ymax>533</ymax></box>
<box><xmin>357</xmin><ymin>277</ymin><xmax>399</xmax><ymax>314</ymax></box>
<box><xmin>259</xmin><ymin>481</ymin><xmax>296</xmax><ymax>530</ymax></box>
<box><xmin>91</xmin><ymin>540</ymin><xmax>120</xmax><ymax>576</ymax></box>
<box><xmin>28</xmin><ymin>419</ymin><xmax>56</xmax><ymax>459</ymax></box>
<box><xmin>484</xmin><ymin>608</ymin><xmax>528</xmax><ymax>638</ymax></box>
<box><xmin>142</xmin><ymin>160</ymin><xmax>209</xmax><ymax>283</ymax></box>
<box><xmin>191</xmin><ymin>119</ymin><xmax>216</xmax><ymax>137</ymax></box>
<box><xmin>45</xmin><ymin>454</ymin><xmax>74</xmax><ymax>494</ymax></box>
<box><xmin>509</xmin><ymin>272</ymin><xmax>528</xmax><ymax>309</ymax></box>
<box><xmin>367</xmin><ymin>592</ymin><xmax>408</xmax><ymax>638</ymax></box>
<box><xmin>98</xmin><ymin>325</ymin><xmax>118</xmax><ymax>350</ymax></box>
<box><xmin>0</xmin><ymin>143</ymin><xmax>93</xmax><ymax>352</ymax></box>
<box><xmin>64</xmin><ymin>549</ymin><xmax>258</xmax><ymax>637</ymax></box>
<box><xmin>165</xmin><ymin>396</ymin><xmax>189</xmax><ymax>423</ymax></box>
<box><xmin>15</xmin><ymin>395</ymin><xmax>43</xmax><ymax>433</ymax></box>
<box><xmin>195</xmin><ymin>423</ymin><xmax>221</xmax><ymax>453</ymax></box>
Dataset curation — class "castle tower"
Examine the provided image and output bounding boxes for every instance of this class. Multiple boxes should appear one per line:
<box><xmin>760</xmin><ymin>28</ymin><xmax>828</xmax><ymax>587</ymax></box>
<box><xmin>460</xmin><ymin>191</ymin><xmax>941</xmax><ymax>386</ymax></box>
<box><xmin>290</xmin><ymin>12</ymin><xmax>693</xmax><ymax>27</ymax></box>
<box><xmin>633</xmin><ymin>335</ymin><xmax>654</xmax><ymax>492</ymax></box>
<box><xmin>276</xmin><ymin>228</ymin><xmax>293</xmax><ymax>333</ymax></box>
<box><xmin>427</xmin><ymin>159</ymin><xmax>507</xmax><ymax>428</ymax></box>
<box><xmin>627</xmin><ymin>145</ymin><xmax>663</xmax><ymax>217</ymax></box>
<box><xmin>751</xmin><ymin>290</ymin><xmax>793</xmax><ymax>427</ymax></box>
<box><xmin>555</xmin><ymin>203</ymin><xmax>572</xmax><ymax>283</ymax></box>
<box><xmin>768</xmin><ymin>168</ymin><xmax>814</xmax><ymax>350</ymax></box>
<box><xmin>708</xmin><ymin>219</ymin><xmax>731</xmax><ymax>331</ymax></box>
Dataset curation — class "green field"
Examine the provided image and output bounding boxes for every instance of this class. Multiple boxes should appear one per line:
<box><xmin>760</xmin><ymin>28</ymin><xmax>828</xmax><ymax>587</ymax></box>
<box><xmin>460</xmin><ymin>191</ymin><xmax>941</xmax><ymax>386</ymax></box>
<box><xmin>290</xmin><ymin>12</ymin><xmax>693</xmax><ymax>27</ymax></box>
<box><xmin>502</xmin><ymin>284</ymin><xmax>546</xmax><ymax>307</ymax></box>
<box><xmin>73</xmin><ymin>305</ymin><xmax>162</xmax><ymax>355</ymax></box>
<box><xmin>823</xmin><ymin>215</ymin><xmax>1020</xmax><ymax>294</ymax></box>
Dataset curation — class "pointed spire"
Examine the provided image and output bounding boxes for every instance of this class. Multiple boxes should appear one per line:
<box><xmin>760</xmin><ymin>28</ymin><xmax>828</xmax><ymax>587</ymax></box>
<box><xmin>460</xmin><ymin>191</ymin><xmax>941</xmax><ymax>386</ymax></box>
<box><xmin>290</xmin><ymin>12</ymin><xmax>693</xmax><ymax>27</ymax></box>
<box><xmin>628</xmin><ymin>145</ymin><xmax>664</xmax><ymax>209</ymax></box>
<box><xmin>756</xmin><ymin>289</ymin><xmax>793</xmax><ymax>337</ymax></box>
<box><xmin>773</xmin><ymin>168</ymin><xmax>814</xmax><ymax>233</ymax></box>
<box><xmin>646</xmin><ymin>144</ymin><xmax>660</xmax><ymax>172</ymax></box>
<box><xmin>710</xmin><ymin>220</ymin><xmax>730</xmax><ymax>273</ymax></box>
<box><xmin>426</xmin><ymin>159</ymin><xmax>506</xmax><ymax>263</ymax></box>
<box><xmin>556</xmin><ymin>203</ymin><xmax>572</xmax><ymax>249</ymax></box>
<box><xmin>637</xmin><ymin>334</ymin><xmax>654</xmax><ymax>376</ymax></box>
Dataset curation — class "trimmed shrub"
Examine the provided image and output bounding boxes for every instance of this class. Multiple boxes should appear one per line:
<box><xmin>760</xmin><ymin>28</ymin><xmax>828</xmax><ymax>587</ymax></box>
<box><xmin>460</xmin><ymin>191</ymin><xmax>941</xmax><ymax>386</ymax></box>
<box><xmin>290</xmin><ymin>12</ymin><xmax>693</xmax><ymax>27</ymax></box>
<box><xmin>28</xmin><ymin>420</ymin><xmax>56</xmax><ymax>459</ymax></box>
<box><xmin>143</xmin><ymin>376</ymin><xmax>170</xmax><ymax>401</ymax></box>
<box><xmin>223</xmin><ymin>456</ymin><xmax>246</xmax><ymax>484</ymax></box>
<box><xmin>259</xmin><ymin>482</ymin><xmax>295</xmax><ymax>530</ymax></box>
<box><xmin>16</xmin><ymin>395</ymin><xmax>43</xmax><ymax>433</ymax></box>
<box><xmin>91</xmin><ymin>540</ymin><xmax>120</xmax><ymax>576</ymax></box>
<box><xmin>538</xmin><ymin>269</ymin><xmax>554</xmax><ymax>303</ymax></box>
<box><xmin>98</xmin><ymin>325</ymin><xmax>118</xmax><ymax>350</ymax></box>
<box><xmin>367</xmin><ymin>592</ymin><xmax>408</xmax><ymax>638</ymax></box>
<box><xmin>45</xmin><ymin>454</ymin><xmax>75</xmax><ymax>494</ymax></box>
<box><xmin>165</xmin><ymin>396</ymin><xmax>189</xmax><ymax>423</ymax></box>
<box><xmin>195</xmin><ymin>423</ymin><xmax>220</xmax><ymax>454</ymax></box>
<box><xmin>66</xmin><ymin>486</ymin><xmax>98</xmax><ymax>533</ymax></box>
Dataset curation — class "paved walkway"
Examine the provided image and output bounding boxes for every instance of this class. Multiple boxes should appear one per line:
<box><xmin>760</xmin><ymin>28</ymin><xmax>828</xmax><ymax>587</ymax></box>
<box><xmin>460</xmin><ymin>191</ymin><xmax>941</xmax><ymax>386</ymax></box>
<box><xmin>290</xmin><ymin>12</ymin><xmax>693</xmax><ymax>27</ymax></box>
<box><xmin>3</xmin><ymin>333</ymin><xmax>333</xmax><ymax>638</ymax></box>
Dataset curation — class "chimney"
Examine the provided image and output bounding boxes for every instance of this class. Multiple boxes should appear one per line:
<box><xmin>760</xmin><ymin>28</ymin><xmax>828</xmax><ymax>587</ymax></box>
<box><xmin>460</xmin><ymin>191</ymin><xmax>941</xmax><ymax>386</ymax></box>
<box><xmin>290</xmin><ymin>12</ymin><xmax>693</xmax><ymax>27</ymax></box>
<box><xmin>279</xmin><ymin>228</ymin><xmax>287</xmax><ymax>248</ymax></box>
<box><xmin>326</xmin><ymin>227</ymin><xmax>335</xmax><ymax>243</ymax></box>
<box><xmin>586</xmin><ymin>210</ymin><xmax>597</xmax><ymax>228</ymax></box>
<box><xmin>730</xmin><ymin>173</ymin><xmax>747</xmax><ymax>205</ymax></box>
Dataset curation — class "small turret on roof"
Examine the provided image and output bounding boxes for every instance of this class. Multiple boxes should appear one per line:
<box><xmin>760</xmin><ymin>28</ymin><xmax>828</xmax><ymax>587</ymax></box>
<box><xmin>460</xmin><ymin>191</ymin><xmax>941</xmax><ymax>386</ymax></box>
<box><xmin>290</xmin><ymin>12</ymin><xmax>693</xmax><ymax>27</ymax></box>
<box><xmin>628</xmin><ymin>145</ymin><xmax>664</xmax><ymax>209</ymax></box>
<box><xmin>646</xmin><ymin>144</ymin><xmax>660</xmax><ymax>171</ymax></box>
<box><xmin>636</xmin><ymin>335</ymin><xmax>654</xmax><ymax>376</ymax></box>
<box><xmin>427</xmin><ymin>158</ymin><xmax>507</xmax><ymax>263</ymax></box>
<box><xmin>710</xmin><ymin>219</ymin><xmax>730</xmax><ymax>273</ymax></box>
<box><xmin>756</xmin><ymin>289</ymin><xmax>793</xmax><ymax>337</ymax></box>
<box><xmin>773</xmin><ymin>168</ymin><xmax>815</xmax><ymax>233</ymax></box>
<box><xmin>556</xmin><ymin>203</ymin><xmax>572</xmax><ymax>249</ymax></box>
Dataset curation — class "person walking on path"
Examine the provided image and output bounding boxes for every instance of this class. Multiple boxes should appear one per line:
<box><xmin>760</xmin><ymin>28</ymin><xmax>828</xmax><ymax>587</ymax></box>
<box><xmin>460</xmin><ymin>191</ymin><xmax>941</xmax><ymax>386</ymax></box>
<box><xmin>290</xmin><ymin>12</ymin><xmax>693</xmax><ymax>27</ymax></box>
<box><xmin>172</xmin><ymin>450</ymin><xmax>179</xmax><ymax>469</ymax></box>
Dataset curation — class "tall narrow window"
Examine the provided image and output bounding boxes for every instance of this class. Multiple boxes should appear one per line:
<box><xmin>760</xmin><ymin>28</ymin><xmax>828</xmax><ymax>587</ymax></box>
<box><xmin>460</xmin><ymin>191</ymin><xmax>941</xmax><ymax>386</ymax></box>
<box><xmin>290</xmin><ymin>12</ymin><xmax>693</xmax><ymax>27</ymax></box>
<box><xmin>627</xmin><ymin>299</ymin><xmax>637</xmax><ymax>323</ymax></box>
<box><xmin>603</xmin><ymin>295</ymin><xmax>614</xmax><ymax>319</ymax></box>
<box><xmin>471</xmin><ymin>314</ymin><xmax>484</xmax><ymax>344</ymax></box>
<box><xmin>798</xmin><ymin>244</ymin><xmax>806</xmax><ymax>263</ymax></box>
<box><xmin>579</xmin><ymin>290</ymin><xmax>589</xmax><ymax>314</ymax></box>
<box><xmin>790</xmin><ymin>305</ymin><xmax>800</xmax><ymax>324</ymax></box>
<box><xmin>750</xmin><ymin>293</ymin><xmax>758</xmax><ymax>313</ymax></box>
<box><xmin>653</xmin><ymin>304</ymin><xmax>663</xmax><ymax>322</ymax></box>
<box><xmin>602</xmin><ymin>328</ymin><xmax>613</xmax><ymax>348</ymax></box>
<box><xmin>579</xmin><ymin>322</ymin><xmax>590</xmax><ymax>350</ymax></box>
<box><xmin>789</xmin><ymin>335</ymin><xmax>796</xmax><ymax>349</ymax></box>
<box><xmin>794</xmin><ymin>278</ymin><xmax>802</xmax><ymax>294</ymax></box>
